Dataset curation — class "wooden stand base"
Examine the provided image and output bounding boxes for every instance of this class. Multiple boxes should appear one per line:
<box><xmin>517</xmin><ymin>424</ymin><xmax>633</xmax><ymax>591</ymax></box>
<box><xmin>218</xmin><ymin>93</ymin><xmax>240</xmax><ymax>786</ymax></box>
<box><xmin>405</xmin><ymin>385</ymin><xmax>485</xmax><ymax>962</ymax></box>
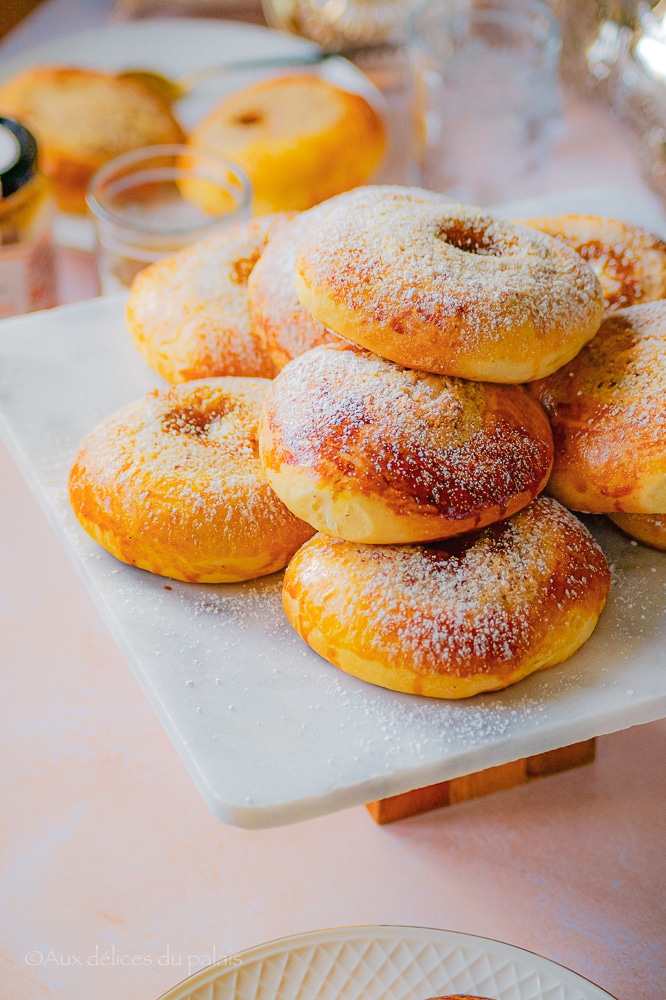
<box><xmin>0</xmin><ymin>0</ymin><xmax>45</xmax><ymax>39</ymax></box>
<box><xmin>365</xmin><ymin>738</ymin><xmax>596</xmax><ymax>825</ymax></box>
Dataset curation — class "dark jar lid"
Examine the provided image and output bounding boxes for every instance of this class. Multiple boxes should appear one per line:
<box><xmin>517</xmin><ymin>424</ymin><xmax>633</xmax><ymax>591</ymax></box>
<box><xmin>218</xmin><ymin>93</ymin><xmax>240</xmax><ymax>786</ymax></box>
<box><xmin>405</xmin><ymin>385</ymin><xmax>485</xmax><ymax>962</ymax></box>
<box><xmin>0</xmin><ymin>117</ymin><xmax>38</xmax><ymax>199</ymax></box>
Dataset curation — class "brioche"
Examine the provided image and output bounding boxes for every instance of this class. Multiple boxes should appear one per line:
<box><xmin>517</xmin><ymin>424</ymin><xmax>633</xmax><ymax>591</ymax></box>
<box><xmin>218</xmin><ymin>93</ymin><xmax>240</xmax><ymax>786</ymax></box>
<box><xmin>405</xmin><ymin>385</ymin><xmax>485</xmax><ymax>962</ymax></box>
<box><xmin>259</xmin><ymin>343</ymin><xmax>554</xmax><ymax>543</ymax></box>
<box><xmin>283</xmin><ymin>497</ymin><xmax>611</xmax><ymax>698</ymax></box>
<box><xmin>69</xmin><ymin>378</ymin><xmax>314</xmax><ymax>582</ymax></box>
<box><xmin>294</xmin><ymin>190</ymin><xmax>604</xmax><ymax>382</ymax></box>
<box><xmin>530</xmin><ymin>301</ymin><xmax>666</xmax><ymax>513</ymax></box>
<box><xmin>518</xmin><ymin>214</ymin><xmax>666</xmax><ymax>311</ymax></box>
<box><xmin>185</xmin><ymin>74</ymin><xmax>386</xmax><ymax>215</ymax></box>
<box><xmin>125</xmin><ymin>214</ymin><xmax>292</xmax><ymax>383</ymax></box>
<box><xmin>0</xmin><ymin>66</ymin><xmax>184</xmax><ymax>212</ymax></box>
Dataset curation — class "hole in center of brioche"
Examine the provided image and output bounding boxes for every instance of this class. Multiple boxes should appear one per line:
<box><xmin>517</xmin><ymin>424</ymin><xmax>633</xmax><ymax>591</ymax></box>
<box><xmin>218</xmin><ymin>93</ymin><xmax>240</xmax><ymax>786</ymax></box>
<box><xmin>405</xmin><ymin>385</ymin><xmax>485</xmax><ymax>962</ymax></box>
<box><xmin>162</xmin><ymin>405</ymin><xmax>229</xmax><ymax>438</ymax></box>
<box><xmin>437</xmin><ymin>222</ymin><xmax>507</xmax><ymax>257</ymax></box>
<box><xmin>234</xmin><ymin>111</ymin><xmax>263</xmax><ymax>126</ymax></box>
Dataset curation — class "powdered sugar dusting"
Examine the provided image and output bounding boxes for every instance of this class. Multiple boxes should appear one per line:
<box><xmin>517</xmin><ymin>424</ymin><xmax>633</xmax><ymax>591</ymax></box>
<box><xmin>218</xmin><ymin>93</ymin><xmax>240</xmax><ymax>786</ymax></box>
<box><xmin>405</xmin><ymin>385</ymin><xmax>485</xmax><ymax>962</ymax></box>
<box><xmin>295</xmin><ymin>192</ymin><xmax>603</xmax><ymax>369</ymax></box>
<box><xmin>519</xmin><ymin>214</ymin><xmax>666</xmax><ymax>311</ymax></box>
<box><xmin>263</xmin><ymin>344</ymin><xmax>553</xmax><ymax>519</ymax></box>
<box><xmin>126</xmin><ymin>214</ymin><xmax>290</xmax><ymax>382</ymax></box>
<box><xmin>532</xmin><ymin>301</ymin><xmax>666</xmax><ymax>509</ymax></box>
<box><xmin>289</xmin><ymin>496</ymin><xmax>610</xmax><ymax>679</ymax></box>
<box><xmin>69</xmin><ymin>378</ymin><xmax>310</xmax><ymax>555</ymax></box>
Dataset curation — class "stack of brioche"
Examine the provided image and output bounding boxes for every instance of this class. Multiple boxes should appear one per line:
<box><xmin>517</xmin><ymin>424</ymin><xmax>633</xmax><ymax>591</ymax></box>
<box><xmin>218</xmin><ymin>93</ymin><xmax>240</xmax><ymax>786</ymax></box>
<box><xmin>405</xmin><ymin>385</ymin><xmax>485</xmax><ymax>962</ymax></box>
<box><xmin>69</xmin><ymin>184</ymin><xmax>666</xmax><ymax>700</ymax></box>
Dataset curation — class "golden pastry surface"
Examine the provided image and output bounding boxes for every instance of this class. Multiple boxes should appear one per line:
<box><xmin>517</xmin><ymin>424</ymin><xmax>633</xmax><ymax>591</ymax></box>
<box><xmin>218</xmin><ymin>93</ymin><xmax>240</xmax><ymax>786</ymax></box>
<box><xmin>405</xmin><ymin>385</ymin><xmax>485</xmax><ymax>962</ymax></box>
<box><xmin>0</xmin><ymin>66</ymin><xmax>184</xmax><ymax>212</ymax></box>
<box><xmin>283</xmin><ymin>497</ymin><xmax>611</xmax><ymax>699</ymax></box>
<box><xmin>608</xmin><ymin>512</ymin><xmax>666</xmax><ymax>550</ymax></box>
<box><xmin>249</xmin><ymin>187</ymin><xmax>453</xmax><ymax>370</ymax></box>
<box><xmin>69</xmin><ymin>378</ymin><xmax>314</xmax><ymax>583</ymax></box>
<box><xmin>185</xmin><ymin>74</ymin><xmax>386</xmax><ymax>214</ymax></box>
<box><xmin>518</xmin><ymin>214</ymin><xmax>666</xmax><ymax>311</ymax></box>
<box><xmin>530</xmin><ymin>301</ymin><xmax>666</xmax><ymax>513</ymax></box>
<box><xmin>294</xmin><ymin>189</ymin><xmax>604</xmax><ymax>382</ymax></box>
<box><xmin>248</xmin><ymin>204</ymin><xmax>343</xmax><ymax>370</ymax></box>
<box><xmin>259</xmin><ymin>343</ymin><xmax>554</xmax><ymax>543</ymax></box>
<box><xmin>125</xmin><ymin>215</ymin><xmax>290</xmax><ymax>383</ymax></box>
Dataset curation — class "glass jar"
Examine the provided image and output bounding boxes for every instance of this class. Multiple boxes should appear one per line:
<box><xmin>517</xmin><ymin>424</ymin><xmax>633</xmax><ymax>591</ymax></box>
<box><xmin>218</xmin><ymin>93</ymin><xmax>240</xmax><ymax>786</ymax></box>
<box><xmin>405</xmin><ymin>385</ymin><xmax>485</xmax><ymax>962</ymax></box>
<box><xmin>86</xmin><ymin>145</ymin><xmax>252</xmax><ymax>294</ymax></box>
<box><xmin>408</xmin><ymin>0</ymin><xmax>563</xmax><ymax>204</ymax></box>
<box><xmin>0</xmin><ymin>117</ymin><xmax>57</xmax><ymax>318</ymax></box>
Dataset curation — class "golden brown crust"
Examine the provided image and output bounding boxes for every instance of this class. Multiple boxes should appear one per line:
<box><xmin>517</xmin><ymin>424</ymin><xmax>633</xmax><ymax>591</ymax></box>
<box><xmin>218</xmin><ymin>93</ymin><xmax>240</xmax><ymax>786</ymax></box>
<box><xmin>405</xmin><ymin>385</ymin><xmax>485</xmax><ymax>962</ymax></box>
<box><xmin>259</xmin><ymin>342</ymin><xmax>554</xmax><ymax>543</ymax></box>
<box><xmin>518</xmin><ymin>214</ymin><xmax>666</xmax><ymax>312</ymax></box>
<box><xmin>529</xmin><ymin>301</ymin><xmax>666</xmax><ymax>513</ymax></box>
<box><xmin>69</xmin><ymin>378</ymin><xmax>314</xmax><ymax>583</ymax></box>
<box><xmin>248</xmin><ymin>187</ymin><xmax>452</xmax><ymax>370</ymax></box>
<box><xmin>125</xmin><ymin>215</ymin><xmax>293</xmax><ymax>383</ymax></box>
<box><xmin>283</xmin><ymin>497</ymin><xmax>611</xmax><ymax>699</ymax></box>
<box><xmin>295</xmin><ymin>190</ymin><xmax>604</xmax><ymax>383</ymax></box>
<box><xmin>248</xmin><ymin>205</ymin><xmax>343</xmax><ymax>370</ymax></box>
<box><xmin>608</xmin><ymin>512</ymin><xmax>666</xmax><ymax>550</ymax></box>
<box><xmin>186</xmin><ymin>74</ymin><xmax>386</xmax><ymax>215</ymax></box>
<box><xmin>0</xmin><ymin>66</ymin><xmax>184</xmax><ymax>212</ymax></box>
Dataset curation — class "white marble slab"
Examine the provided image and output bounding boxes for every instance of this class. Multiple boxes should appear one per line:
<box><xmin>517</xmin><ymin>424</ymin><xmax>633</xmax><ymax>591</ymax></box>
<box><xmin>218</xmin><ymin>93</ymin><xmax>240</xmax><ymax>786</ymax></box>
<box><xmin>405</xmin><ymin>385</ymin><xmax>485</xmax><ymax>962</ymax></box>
<box><xmin>0</xmin><ymin>188</ymin><xmax>665</xmax><ymax>828</ymax></box>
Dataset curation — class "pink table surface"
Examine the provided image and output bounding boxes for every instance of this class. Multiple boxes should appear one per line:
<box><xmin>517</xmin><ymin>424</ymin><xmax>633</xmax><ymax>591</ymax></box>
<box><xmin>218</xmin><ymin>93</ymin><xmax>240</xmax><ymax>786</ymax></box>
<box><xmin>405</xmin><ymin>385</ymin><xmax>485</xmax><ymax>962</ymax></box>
<box><xmin>1</xmin><ymin>449</ymin><xmax>665</xmax><ymax>1000</ymax></box>
<box><xmin>1</xmin><ymin>6</ymin><xmax>666</xmax><ymax>999</ymax></box>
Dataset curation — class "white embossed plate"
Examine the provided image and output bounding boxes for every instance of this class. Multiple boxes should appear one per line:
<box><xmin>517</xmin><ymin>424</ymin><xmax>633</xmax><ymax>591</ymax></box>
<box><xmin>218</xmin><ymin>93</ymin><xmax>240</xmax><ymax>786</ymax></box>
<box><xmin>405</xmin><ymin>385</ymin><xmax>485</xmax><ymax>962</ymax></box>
<box><xmin>157</xmin><ymin>925</ymin><xmax>617</xmax><ymax>1000</ymax></box>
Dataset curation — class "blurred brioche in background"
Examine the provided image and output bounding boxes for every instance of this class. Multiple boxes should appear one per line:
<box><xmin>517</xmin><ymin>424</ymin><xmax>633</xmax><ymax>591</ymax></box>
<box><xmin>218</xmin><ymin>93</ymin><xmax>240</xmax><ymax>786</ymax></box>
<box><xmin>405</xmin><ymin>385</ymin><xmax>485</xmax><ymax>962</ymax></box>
<box><xmin>184</xmin><ymin>74</ymin><xmax>386</xmax><ymax>214</ymax></box>
<box><xmin>0</xmin><ymin>66</ymin><xmax>184</xmax><ymax>212</ymax></box>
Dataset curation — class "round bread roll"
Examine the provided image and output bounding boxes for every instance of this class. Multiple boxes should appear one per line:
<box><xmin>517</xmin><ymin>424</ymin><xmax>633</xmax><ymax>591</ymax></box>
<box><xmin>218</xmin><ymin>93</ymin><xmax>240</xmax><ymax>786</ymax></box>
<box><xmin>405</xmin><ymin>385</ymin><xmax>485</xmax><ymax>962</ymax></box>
<box><xmin>259</xmin><ymin>343</ymin><xmax>554</xmax><ymax>543</ymax></box>
<box><xmin>184</xmin><ymin>74</ymin><xmax>386</xmax><ymax>215</ymax></box>
<box><xmin>518</xmin><ymin>214</ymin><xmax>666</xmax><ymax>312</ymax></box>
<box><xmin>530</xmin><ymin>300</ymin><xmax>666</xmax><ymax>513</ymax></box>
<box><xmin>125</xmin><ymin>214</ymin><xmax>291</xmax><ymax>383</ymax></box>
<box><xmin>608</xmin><ymin>513</ymin><xmax>666</xmax><ymax>550</ymax></box>
<box><xmin>248</xmin><ymin>203</ymin><xmax>343</xmax><ymax>371</ymax></box>
<box><xmin>283</xmin><ymin>497</ymin><xmax>611</xmax><ymax>699</ymax></box>
<box><xmin>248</xmin><ymin>187</ymin><xmax>452</xmax><ymax>370</ymax></box>
<box><xmin>0</xmin><ymin>66</ymin><xmax>184</xmax><ymax>212</ymax></box>
<box><xmin>69</xmin><ymin>378</ymin><xmax>314</xmax><ymax>583</ymax></box>
<box><xmin>294</xmin><ymin>189</ymin><xmax>604</xmax><ymax>382</ymax></box>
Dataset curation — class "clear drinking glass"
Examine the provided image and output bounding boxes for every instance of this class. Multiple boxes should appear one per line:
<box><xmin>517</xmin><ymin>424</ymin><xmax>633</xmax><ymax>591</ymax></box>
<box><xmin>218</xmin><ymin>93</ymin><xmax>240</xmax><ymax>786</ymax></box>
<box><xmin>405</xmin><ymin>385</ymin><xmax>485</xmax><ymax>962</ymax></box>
<box><xmin>262</xmin><ymin>0</ymin><xmax>416</xmax><ymax>50</ymax></box>
<box><xmin>554</xmin><ymin>0</ymin><xmax>638</xmax><ymax>101</ymax></box>
<box><xmin>614</xmin><ymin>2</ymin><xmax>666</xmax><ymax>135</ymax></box>
<box><xmin>408</xmin><ymin>0</ymin><xmax>563</xmax><ymax>205</ymax></box>
<box><xmin>87</xmin><ymin>145</ymin><xmax>252</xmax><ymax>293</ymax></box>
